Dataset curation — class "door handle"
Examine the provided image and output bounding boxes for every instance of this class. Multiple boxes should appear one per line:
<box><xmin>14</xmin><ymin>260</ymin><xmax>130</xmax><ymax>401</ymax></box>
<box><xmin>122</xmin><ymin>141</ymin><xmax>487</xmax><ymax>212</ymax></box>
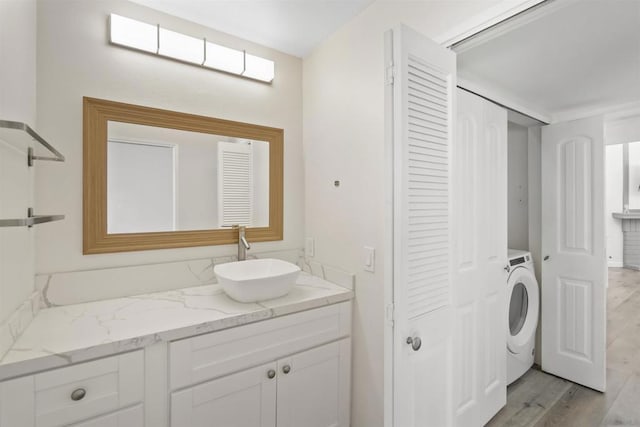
<box><xmin>406</xmin><ymin>336</ymin><xmax>422</xmax><ymax>351</ymax></box>
<box><xmin>544</xmin><ymin>255</ymin><xmax>550</xmax><ymax>261</ymax></box>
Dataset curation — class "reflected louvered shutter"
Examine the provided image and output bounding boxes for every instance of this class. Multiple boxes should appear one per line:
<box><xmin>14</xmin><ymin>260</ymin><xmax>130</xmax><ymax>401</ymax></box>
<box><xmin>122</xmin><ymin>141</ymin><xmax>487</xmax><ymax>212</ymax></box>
<box><xmin>404</xmin><ymin>55</ymin><xmax>451</xmax><ymax>319</ymax></box>
<box><xmin>218</xmin><ymin>142</ymin><xmax>253</xmax><ymax>227</ymax></box>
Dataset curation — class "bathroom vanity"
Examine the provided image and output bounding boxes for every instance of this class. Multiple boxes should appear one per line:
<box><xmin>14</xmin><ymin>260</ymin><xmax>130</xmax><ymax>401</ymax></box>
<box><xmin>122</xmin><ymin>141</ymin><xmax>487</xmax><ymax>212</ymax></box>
<box><xmin>0</xmin><ymin>273</ymin><xmax>353</xmax><ymax>427</ymax></box>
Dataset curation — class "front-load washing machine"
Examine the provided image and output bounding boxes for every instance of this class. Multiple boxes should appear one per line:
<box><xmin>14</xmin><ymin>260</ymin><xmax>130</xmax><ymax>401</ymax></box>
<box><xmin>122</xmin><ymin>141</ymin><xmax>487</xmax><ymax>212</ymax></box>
<box><xmin>506</xmin><ymin>249</ymin><xmax>539</xmax><ymax>385</ymax></box>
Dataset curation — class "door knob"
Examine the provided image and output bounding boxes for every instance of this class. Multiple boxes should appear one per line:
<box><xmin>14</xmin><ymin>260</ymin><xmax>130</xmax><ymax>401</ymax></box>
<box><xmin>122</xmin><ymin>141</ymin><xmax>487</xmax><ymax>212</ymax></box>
<box><xmin>406</xmin><ymin>336</ymin><xmax>422</xmax><ymax>351</ymax></box>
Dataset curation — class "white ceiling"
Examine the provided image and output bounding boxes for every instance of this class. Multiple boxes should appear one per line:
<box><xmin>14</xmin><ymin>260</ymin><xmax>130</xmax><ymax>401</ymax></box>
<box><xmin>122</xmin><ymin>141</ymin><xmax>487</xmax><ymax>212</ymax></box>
<box><xmin>456</xmin><ymin>0</ymin><xmax>640</xmax><ymax>123</ymax></box>
<box><xmin>129</xmin><ymin>0</ymin><xmax>374</xmax><ymax>58</ymax></box>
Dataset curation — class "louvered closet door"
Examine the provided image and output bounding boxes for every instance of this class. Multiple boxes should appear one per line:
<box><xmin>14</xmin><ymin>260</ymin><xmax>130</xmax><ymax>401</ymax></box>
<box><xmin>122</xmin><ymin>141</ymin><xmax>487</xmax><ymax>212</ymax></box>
<box><xmin>218</xmin><ymin>142</ymin><xmax>253</xmax><ymax>227</ymax></box>
<box><xmin>390</xmin><ymin>25</ymin><xmax>456</xmax><ymax>427</ymax></box>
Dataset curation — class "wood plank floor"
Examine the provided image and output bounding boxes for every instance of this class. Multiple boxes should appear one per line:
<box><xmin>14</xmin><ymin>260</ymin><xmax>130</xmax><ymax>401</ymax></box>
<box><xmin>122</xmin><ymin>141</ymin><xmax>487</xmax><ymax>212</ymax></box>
<box><xmin>486</xmin><ymin>267</ymin><xmax>640</xmax><ymax>427</ymax></box>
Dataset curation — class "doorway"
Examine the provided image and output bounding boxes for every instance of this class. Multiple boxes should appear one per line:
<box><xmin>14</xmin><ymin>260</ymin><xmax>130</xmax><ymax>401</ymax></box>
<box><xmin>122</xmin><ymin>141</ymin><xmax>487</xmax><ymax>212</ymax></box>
<box><xmin>452</xmin><ymin>0</ymin><xmax>640</xmax><ymax>424</ymax></box>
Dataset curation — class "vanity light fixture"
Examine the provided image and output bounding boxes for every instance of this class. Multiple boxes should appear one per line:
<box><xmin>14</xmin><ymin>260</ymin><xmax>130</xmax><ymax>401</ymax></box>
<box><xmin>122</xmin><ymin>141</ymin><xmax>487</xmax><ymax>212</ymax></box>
<box><xmin>108</xmin><ymin>13</ymin><xmax>275</xmax><ymax>83</ymax></box>
<box><xmin>203</xmin><ymin>41</ymin><xmax>245</xmax><ymax>75</ymax></box>
<box><xmin>158</xmin><ymin>27</ymin><xmax>204</xmax><ymax>65</ymax></box>
<box><xmin>109</xmin><ymin>13</ymin><xmax>158</xmax><ymax>53</ymax></box>
<box><xmin>243</xmin><ymin>53</ymin><xmax>275</xmax><ymax>82</ymax></box>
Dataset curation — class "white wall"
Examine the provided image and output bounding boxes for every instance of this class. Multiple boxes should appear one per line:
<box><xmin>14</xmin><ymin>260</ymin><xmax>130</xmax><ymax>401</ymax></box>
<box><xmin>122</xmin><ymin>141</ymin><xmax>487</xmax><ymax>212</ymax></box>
<box><xmin>177</xmin><ymin>140</ymin><xmax>218</xmax><ymax>230</ymax></box>
<box><xmin>606</xmin><ymin>115</ymin><xmax>640</xmax><ymax>146</ymax></box>
<box><xmin>35</xmin><ymin>0</ymin><xmax>303</xmax><ymax>274</ymax></box>
<box><xmin>302</xmin><ymin>1</ymin><xmax>501</xmax><ymax>426</ymax></box>
<box><xmin>606</xmin><ymin>144</ymin><xmax>624</xmax><ymax>267</ymax></box>
<box><xmin>0</xmin><ymin>0</ymin><xmax>36</xmax><ymax>323</ymax></box>
<box><xmin>0</xmin><ymin>0</ymin><xmax>36</xmax><ymax>126</ymax></box>
<box><xmin>508</xmin><ymin>122</ymin><xmax>529</xmax><ymax>250</ymax></box>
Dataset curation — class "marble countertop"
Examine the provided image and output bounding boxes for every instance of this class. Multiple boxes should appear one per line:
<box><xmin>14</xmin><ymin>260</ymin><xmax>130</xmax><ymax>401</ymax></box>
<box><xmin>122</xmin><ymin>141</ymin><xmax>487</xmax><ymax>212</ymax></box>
<box><xmin>612</xmin><ymin>212</ymin><xmax>640</xmax><ymax>219</ymax></box>
<box><xmin>0</xmin><ymin>272</ymin><xmax>353</xmax><ymax>381</ymax></box>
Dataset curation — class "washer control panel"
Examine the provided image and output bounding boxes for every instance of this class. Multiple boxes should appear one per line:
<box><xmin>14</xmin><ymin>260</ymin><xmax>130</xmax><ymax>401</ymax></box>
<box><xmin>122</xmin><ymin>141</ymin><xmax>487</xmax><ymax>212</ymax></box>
<box><xmin>509</xmin><ymin>254</ymin><xmax>530</xmax><ymax>267</ymax></box>
<box><xmin>507</xmin><ymin>250</ymin><xmax>533</xmax><ymax>270</ymax></box>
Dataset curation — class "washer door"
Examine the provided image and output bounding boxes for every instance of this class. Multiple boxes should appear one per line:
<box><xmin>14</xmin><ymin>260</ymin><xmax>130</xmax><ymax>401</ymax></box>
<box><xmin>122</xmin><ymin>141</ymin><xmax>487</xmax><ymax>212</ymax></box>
<box><xmin>507</xmin><ymin>267</ymin><xmax>539</xmax><ymax>354</ymax></box>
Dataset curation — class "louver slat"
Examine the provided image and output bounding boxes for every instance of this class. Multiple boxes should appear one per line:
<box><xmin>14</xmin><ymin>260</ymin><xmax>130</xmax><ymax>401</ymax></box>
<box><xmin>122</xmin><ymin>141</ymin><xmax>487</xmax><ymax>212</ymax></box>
<box><xmin>405</xmin><ymin>55</ymin><xmax>450</xmax><ymax>320</ymax></box>
<box><xmin>218</xmin><ymin>142</ymin><xmax>253</xmax><ymax>227</ymax></box>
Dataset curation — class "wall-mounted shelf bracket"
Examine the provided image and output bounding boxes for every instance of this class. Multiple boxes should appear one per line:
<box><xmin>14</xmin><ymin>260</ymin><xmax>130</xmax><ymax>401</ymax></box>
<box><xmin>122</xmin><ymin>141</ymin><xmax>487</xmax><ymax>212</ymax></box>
<box><xmin>27</xmin><ymin>147</ymin><xmax>64</xmax><ymax>167</ymax></box>
<box><xmin>0</xmin><ymin>208</ymin><xmax>64</xmax><ymax>228</ymax></box>
<box><xmin>0</xmin><ymin>120</ymin><xmax>65</xmax><ymax>167</ymax></box>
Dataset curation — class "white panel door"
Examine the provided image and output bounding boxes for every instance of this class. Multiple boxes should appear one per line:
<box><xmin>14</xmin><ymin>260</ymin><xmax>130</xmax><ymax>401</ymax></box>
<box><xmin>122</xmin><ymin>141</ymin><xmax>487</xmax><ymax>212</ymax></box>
<box><xmin>107</xmin><ymin>140</ymin><xmax>175</xmax><ymax>233</ymax></box>
<box><xmin>276</xmin><ymin>339</ymin><xmax>350</xmax><ymax>427</ymax></box>
<box><xmin>453</xmin><ymin>90</ymin><xmax>508</xmax><ymax>426</ymax></box>
<box><xmin>389</xmin><ymin>24</ymin><xmax>456</xmax><ymax>427</ymax></box>
<box><xmin>170</xmin><ymin>362</ymin><xmax>277</xmax><ymax>427</ymax></box>
<box><xmin>541</xmin><ymin>116</ymin><xmax>606</xmax><ymax>392</ymax></box>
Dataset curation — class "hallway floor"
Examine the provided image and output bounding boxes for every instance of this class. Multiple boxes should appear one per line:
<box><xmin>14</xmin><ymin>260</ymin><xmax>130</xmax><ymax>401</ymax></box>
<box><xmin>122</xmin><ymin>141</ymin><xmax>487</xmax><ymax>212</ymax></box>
<box><xmin>486</xmin><ymin>267</ymin><xmax>640</xmax><ymax>427</ymax></box>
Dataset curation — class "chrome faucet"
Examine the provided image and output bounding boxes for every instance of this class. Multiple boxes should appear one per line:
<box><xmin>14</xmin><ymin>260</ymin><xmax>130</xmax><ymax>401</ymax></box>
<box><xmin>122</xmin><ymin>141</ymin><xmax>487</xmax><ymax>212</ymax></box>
<box><xmin>237</xmin><ymin>225</ymin><xmax>251</xmax><ymax>261</ymax></box>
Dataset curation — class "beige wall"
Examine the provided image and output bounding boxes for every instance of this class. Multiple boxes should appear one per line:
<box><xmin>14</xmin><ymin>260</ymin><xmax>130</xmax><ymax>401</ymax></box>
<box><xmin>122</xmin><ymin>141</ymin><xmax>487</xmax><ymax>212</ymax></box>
<box><xmin>302</xmin><ymin>1</ymin><xmax>501</xmax><ymax>425</ymax></box>
<box><xmin>35</xmin><ymin>0</ymin><xmax>303</xmax><ymax>274</ymax></box>
<box><xmin>0</xmin><ymin>0</ymin><xmax>36</xmax><ymax>323</ymax></box>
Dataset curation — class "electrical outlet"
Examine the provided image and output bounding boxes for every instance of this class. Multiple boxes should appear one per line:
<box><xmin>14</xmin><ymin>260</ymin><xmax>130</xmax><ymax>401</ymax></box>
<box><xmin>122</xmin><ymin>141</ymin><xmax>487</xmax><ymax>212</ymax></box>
<box><xmin>306</xmin><ymin>237</ymin><xmax>315</xmax><ymax>257</ymax></box>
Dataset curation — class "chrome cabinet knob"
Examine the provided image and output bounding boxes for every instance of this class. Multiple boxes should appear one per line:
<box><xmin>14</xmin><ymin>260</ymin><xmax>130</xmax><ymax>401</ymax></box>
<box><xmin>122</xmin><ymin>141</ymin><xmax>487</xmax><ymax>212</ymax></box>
<box><xmin>267</xmin><ymin>369</ymin><xmax>276</xmax><ymax>379</ymax></box>
<box><xmin>70</xmin><ymin>388</ymin><xmax>86</xmax><ymax>401</ymax></box>
<box><xmin>406</xmin><ymin>336</ymin><xmax>422</xmax><ymax>351</ymax></box>
<box><xmin>282</xmin><ymin>365</ymin><xmax>291</xmax><ymax>374</ymax></box>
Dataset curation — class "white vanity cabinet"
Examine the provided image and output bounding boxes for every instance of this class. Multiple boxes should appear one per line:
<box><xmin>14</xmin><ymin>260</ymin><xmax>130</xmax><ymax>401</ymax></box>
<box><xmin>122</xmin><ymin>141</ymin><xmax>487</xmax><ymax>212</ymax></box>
<box><xmin>0</xmin><ymin>300</ymin><xmax>352</xmax><ymax>427</ymax></box>
<box><xmin>169</xmin><ymin>301</ymin><xmax>352</xmax><ymax>427</ymax></box>
<box><xmin>0</xmin><ymin>351</ymin><xmax>144</xmax><ymax>427</ymax></box>
<box><xmin>171</xmin><ymin>339</ymin><xmax>350</xmax><ymax>427</ymax></box>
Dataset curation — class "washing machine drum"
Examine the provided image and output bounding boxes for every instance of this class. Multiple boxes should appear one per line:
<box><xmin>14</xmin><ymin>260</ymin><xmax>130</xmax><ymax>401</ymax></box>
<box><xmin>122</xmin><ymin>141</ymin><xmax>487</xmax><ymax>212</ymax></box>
<box><xmin>507</xmin><ymin>267</ymin><xmax>539</xmax><ymax>355</ymax></box>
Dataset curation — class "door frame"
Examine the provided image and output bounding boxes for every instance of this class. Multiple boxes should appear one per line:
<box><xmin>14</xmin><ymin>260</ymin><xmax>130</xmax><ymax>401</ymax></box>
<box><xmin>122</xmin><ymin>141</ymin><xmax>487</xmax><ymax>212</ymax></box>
<box><xmin>383</xmin><ymin>1</ymin><xmax>573</xmax><ymax>425</ymax></box>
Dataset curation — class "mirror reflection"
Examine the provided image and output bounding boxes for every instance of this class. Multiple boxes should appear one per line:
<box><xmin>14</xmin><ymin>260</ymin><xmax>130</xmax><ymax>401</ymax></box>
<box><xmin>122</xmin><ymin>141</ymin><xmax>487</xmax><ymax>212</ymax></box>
<box><xmin>107</xmin><ymin>121</ymin><xmax>270</xmax><ymax>234</ymax></box>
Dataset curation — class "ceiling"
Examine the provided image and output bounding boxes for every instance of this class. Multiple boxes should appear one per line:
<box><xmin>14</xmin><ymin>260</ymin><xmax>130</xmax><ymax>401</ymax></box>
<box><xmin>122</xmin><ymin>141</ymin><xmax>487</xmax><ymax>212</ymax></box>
<box><xmin>129</xmin><ymin>0</ymin><xmax>374</xmax><ymax>58</ymax></box>
<box><xmin>456</xmin><ymin>0</ymin><xmax>640</xmax><ymax>123</ymax></box>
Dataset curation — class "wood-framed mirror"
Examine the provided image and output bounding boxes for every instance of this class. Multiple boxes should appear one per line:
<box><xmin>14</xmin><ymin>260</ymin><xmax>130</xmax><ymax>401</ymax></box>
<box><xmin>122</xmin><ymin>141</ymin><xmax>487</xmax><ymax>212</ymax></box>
<box><xmin>83</xmin><ymin>97</ymin><xmax>283</xmax><ymax>254</ymax></box>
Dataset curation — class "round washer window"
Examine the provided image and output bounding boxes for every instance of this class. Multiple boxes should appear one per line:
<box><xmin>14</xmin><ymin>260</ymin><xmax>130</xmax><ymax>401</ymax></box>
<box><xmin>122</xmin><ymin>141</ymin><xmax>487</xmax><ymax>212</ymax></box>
<box><xmin>509</xmin><ymin>282</ymin><xmax>529</xmax><ymax>336</ymax></box>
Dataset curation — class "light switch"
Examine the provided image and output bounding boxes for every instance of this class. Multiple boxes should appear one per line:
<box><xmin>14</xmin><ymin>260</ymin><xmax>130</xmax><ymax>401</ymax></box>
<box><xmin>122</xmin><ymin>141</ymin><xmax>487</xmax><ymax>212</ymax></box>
<box><xmin>364</xmin><ymin>246</ymin><xmax>375</xmax><ymax>272</ymax></box>
<box><xmin>306</xmin><ymin>237</ymin><xmax>315</xmax><ymax>257</ymax></box>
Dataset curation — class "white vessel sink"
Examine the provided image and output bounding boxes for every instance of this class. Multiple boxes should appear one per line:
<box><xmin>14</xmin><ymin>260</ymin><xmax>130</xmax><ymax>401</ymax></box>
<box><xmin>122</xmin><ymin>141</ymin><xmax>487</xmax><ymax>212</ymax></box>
<box><xmin>214</xmin><ymin>258</ymin><xmax>301</xmax><ymax>303</ymax></box>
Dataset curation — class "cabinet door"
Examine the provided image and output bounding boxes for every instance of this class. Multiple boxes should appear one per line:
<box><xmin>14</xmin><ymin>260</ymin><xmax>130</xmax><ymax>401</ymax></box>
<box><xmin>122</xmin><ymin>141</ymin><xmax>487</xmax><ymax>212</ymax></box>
<box><xmin>69</xmin><ymin>405</ymin><xmax>143</xmax><ymax>427</ymax></box>
<box><xmin>276</xmin><ymin>338</ymin><xmax>350</xmax><ymax>427</ymax></box>
<box><xmin>171</xmin><ymin>362</ymin><xmax>277</xmax><ymax>427</ymax></box>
